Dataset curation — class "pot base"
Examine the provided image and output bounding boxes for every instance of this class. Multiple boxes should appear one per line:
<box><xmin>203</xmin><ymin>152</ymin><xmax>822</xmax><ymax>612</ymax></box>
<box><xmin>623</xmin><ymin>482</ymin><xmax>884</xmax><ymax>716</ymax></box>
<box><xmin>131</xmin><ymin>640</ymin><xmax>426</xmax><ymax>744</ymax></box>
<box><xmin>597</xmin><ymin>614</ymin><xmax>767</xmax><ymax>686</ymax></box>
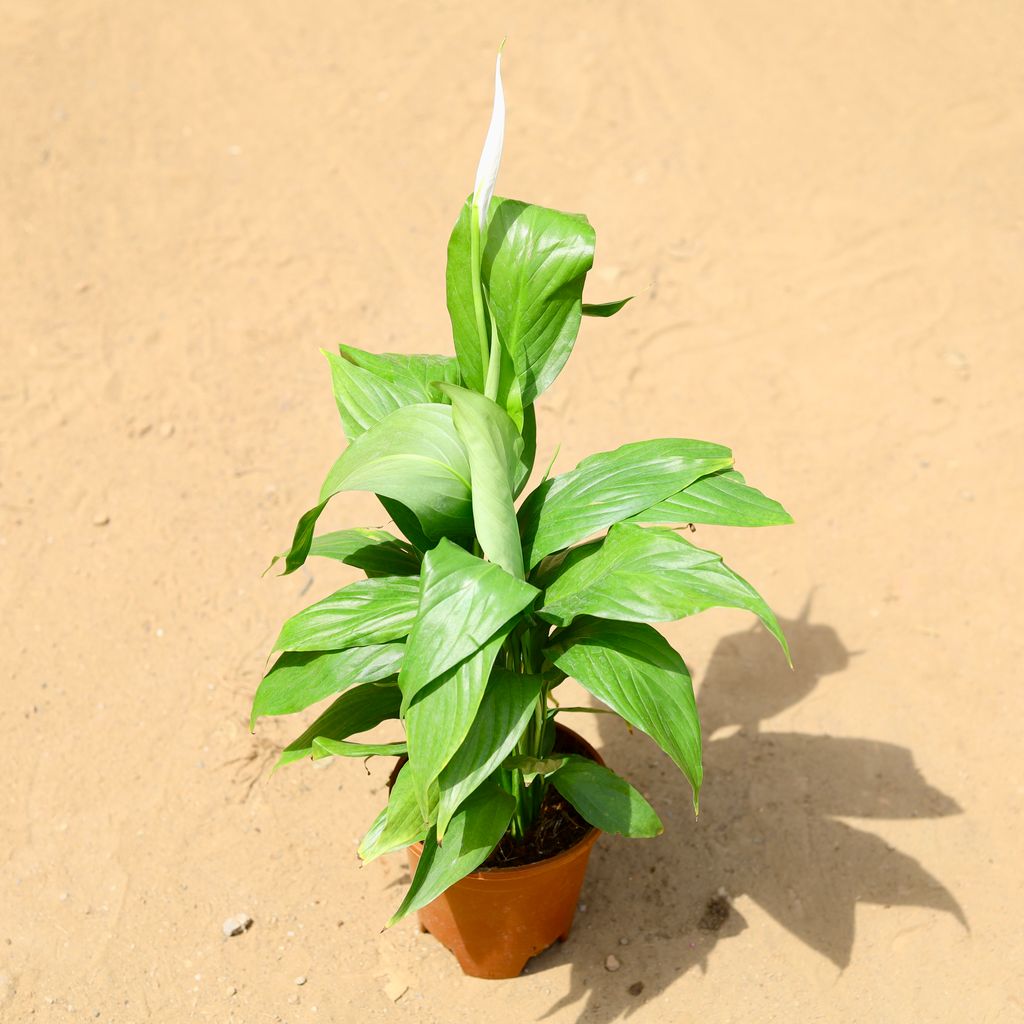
<box><xmin>409</xmin><ymin>825</ymin><xmax>599</xmax><ymax>979</ymax></box>
<box><xmin>405</xmin><ymin>724</ymin><xmax>604</xmax><ymax>979</ymax></box>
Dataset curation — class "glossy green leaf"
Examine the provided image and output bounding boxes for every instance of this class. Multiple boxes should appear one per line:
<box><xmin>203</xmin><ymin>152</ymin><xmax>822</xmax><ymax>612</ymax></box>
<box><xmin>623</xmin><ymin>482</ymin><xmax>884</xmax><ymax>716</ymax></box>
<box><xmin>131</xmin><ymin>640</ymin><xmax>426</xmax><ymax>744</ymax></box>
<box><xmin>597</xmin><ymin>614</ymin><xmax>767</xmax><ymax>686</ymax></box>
<box><xmin>551</xmin><ymin>755</ymin><xmax>663</xmax><ymax>837</ymax></box>
<box><xmin>446</xmin><ymin>196</ymin><xmax>596</xmax><ymax>408</ymax></box>
<box><xmin>358</xmin><ymin>762</ymin><xmax>434</xmax><ymax>863</ymax></box>
<box><xmin>272</xmin><ymin>576</ymin><xmax>420</xmax><ymax>653</ymax></box>
<box><xmin>502</xmin><ymin>753</ymin><xmax>566</xmax><ymax>785</ymax></box>
<box><xmin>438</xmin><ymin>384</ymin><xmax>525</xmax><ymax>578</ymax></box>
<box><xmin>251</xmin><ymin>644</ymin><xmax>404</xmax><ymax>727</ymax></box>
<box><xmin>582</xmin><ymin>296</ymin><xmax>632</xmax><ymax>317</ymax></box>
<box><xmin>338</xmin><ymin>344</ymin><xmax>459</xmax><ymax>399</ymax></box>
<box><xmin>484</xmin><ymin>198</ymin><xmax>596</xmax><ymax>405</ymax></box>
<box><xmin>324</xmin><ymin>349</ymin><xmax>425</xmax><ymax>440</ymax></box>
<box><xmin>446</xmin><ymin>197</ymin><xmax>492</xmax><ymax>394</ymax></box>
<box><xmin>405</xmin><ymin>627</ymin><xmax>509</xmax><ymax>818</ymax></box>
<box><xmin>436</xmin><ymin>669</ymin><xmax>542</xmax><ymax>839</ymax></box>
<box><xmin>546</xmin><ymin>618</ymin><xmax>702</xmax><ymax>804</ymax></box>
<box><xmin>275</xmin><ymin>681</ymin><xmax>401</xmax><ymax>769</ymax></box>
<box><xmin>629</xmin><ymin>469</ymin><xmax>794</xmax><ymax>528</ymax></box>
<box><xmin>397</xmin><ymin>539</ymin><xmax>538</xmax><ymax>712</ymax></box>
<box><xmin>519</xmin><ymin>438</ymin><xmax>733</xmax><ymax>569</ymax></box>
<box><xmin>387</xmin><ymin>783</ymin><xmax>515</xmax><ymax>927</ymax></box>
<box><xmin>311</xmin><ymin>736</ymin><xmax>406</xmax><ymax>759</ymax></box>
<box><xmin>307</xmin><ymin>528</ymin><xmax>421</xmax><ymax>577</ymax></box>
<box><xmin>540</xmin><ymin>523</ymin><xmax>789</xmax><ymax>658</ymax></box>
<box><xmin>320</xmin><ymin>404</ymin><xmax>473</xmax><ymax>539</ymax></box>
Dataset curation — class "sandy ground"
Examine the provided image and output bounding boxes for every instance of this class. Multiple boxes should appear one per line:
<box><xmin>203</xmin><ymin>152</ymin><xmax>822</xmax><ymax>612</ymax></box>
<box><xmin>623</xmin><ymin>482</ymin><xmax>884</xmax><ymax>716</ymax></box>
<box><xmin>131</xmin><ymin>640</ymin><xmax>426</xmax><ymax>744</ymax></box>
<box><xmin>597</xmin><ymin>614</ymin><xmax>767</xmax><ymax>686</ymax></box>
<box><xmin>2</xmin><ymin>2</ymin><xmax>1023</xmax><ymax>1021</ymax></box>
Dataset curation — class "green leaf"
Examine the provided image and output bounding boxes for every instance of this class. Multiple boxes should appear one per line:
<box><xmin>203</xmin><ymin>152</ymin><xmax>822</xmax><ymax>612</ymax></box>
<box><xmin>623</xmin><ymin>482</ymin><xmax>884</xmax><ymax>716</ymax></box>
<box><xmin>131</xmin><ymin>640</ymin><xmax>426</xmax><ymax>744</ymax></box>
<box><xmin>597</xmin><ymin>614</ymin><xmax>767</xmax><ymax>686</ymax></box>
<box><xmin>484</xmin><ymin>198</ymin><xmax>596</xmax><ymax>406</ymax></box>
<box><xmin>546</xmin><ymin>619</ymin><xmax>702</xmax><ymax>805</ymax></box>
<box><xmin>325</xmin><ymin>345</ymin><xmax>460</xmax><ymax>440</ymax></box>
<box><xmin>321</xmin><ymin>404</ymin><xmax>473</xmax><ymax>540</ymax></box>
<box><xmin>629</xmin><ymin>469</ymin><xmax>793</xmax><ymax>528</ymax></box>
<box><xmin>324</xmin><ymin>349</ymin><xmax>425</xmax><ymax>440</ymax></box>
<box><xmin>540</xmin><ymin>523</ymin><xmax>789</xmax><ymax>658</ymax></box>
<box><xmin>397</xmin><ymin>539</ymin><xmax>539</xmax><ymax>712</ymax></box>
<box><xmin>551</xmin><ymin>755</ymin><xmax>663</xmax><ymax>837</ymax></box>
<box><xmin>405</xmin><ymin>627</ymin><xmax>509</xmax><ymax>818</ymax></box>
<box><xmin>446</xmin><ymin>196</ymin><xmax>596</xmax><ymax>408</ymax></box>
<box><xmin>387</xmin><ymin>783</ymin><xmax>515</xmax><ymax>927</ymax></box>
<box><xmin>446</xmin><ymin>197</ymin><xmax>491</xmax><ymax>394</ymax></box>
<box><xmin>582</xmin><ymin>296</ymin><xmax>632</xmax><ymax>317</ymax></box>
<box><xmin>436</xmin><ymin>669</ymin><xmax>543</xmax><ymax>839</ymax></box>
<box><xmin>251</xmin><ymin>644</ymin><xmax>404</xmax><ymax>727</ymax></box>
<box><xmin>275</xmin><ymin>681</ymin><xmax>402</xmax><ymax>768</ymax></box>
<box><xmin>438</xmin><ymin>384</ymin><xmax>525</xmax><ymax>578</ymax></box>
<box><xmin>519</xmin><ymin>439</ymin><xmax>733</xmax><ymax>569</ymax></box>
<box><xmin>311</xmin><ymin>736</ymin><xmax>406</xmax><ymax>759</ymax></box>
<box><xmin>307</xmin><ymin>528</ymin><xmax>421</xmax><ymax>577</ymax></box>
<box><xmin>272</xmin><ymin>576</ymin><xmax>420</xmax><ymax>653</ymax></box>
<box><xmin>358</xmin><ymin>762</ymin><xmax>434</xmax><ymax>863</ymax></box>
<box><xmin>338</xmin><ymin>344</ymin><xmax>460</xmax><ymax>399</ymax></box>
<box><xmin>502</xmin><ymin>753</ymin><xmax>566</xmax><ymax>785</ymax></box>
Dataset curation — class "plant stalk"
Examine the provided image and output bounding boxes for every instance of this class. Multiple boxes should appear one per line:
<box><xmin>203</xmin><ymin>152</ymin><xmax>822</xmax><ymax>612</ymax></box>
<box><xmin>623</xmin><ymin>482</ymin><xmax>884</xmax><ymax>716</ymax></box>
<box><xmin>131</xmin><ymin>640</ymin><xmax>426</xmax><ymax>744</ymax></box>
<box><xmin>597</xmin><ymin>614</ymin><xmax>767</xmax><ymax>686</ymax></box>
<box><xmin>469</xmin><ymin>205</ymin><xmax>491</xmax><ymax>395</ymax></box>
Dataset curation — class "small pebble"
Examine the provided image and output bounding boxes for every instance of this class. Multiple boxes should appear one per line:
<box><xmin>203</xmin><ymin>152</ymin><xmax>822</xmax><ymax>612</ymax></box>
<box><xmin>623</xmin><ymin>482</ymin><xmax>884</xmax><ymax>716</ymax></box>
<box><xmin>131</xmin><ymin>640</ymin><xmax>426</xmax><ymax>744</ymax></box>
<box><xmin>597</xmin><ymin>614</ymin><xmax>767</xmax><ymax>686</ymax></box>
<box><xmin>58</xmin><ymin>891</ymin><xmax>69</xmax><ymax>902</ymax></box>
<box><xmin>618</xmin><ymin>937</ymin><xmax>629</xmax><ymax>946</ymax></box>
<box><xmin>226</xmin><ymin>986</ymin><xmax>237</xmax><ymax>997</ymax></box>
<box><xmin>159</xmin><ymin>422</ymin><xmax>175</xmax><ymax>439</ymax></box>
<box><xmin>605</xmin><ymin>954</ymin><xmax>621</xmax><ymax>972</ymax></box>
<box><xmin>92</xmin><ymin>514</ymin><xmax>110</xmax><ymax>527</ymax></box>
<box><xmin>628</xmin><ymin>981</ymin><xmax>645</xmax><ymax>996</ymax></box>
<box><xmin>222</xmin><ymin>913</ymin><xmax>253</xmax><ymax>938</ymax></box>
<box><xmin>294</xmin><ymin>976</ymin><xmax>307</xmax><ymax>986</ymax></box>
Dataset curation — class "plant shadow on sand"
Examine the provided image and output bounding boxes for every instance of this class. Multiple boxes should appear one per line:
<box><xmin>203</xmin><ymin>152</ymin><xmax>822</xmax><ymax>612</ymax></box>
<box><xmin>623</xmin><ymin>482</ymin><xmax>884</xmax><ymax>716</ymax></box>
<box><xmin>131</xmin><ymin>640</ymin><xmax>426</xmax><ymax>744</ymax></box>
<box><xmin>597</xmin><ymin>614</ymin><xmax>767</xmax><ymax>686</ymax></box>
<box><xmin>531</xmin><ymin>594</ymin><xmax>965</xmax><ymax>1022</ymax></box>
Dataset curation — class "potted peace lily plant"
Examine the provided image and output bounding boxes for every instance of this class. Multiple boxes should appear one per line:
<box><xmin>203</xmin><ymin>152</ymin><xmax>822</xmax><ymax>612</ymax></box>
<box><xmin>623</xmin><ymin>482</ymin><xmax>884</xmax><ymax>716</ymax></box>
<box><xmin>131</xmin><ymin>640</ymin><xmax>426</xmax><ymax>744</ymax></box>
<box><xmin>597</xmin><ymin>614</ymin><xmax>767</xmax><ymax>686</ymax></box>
<box><xmin>254</xmin><ymin>48</ymin><xmax>791</xmax><ymax>979</ymax></box>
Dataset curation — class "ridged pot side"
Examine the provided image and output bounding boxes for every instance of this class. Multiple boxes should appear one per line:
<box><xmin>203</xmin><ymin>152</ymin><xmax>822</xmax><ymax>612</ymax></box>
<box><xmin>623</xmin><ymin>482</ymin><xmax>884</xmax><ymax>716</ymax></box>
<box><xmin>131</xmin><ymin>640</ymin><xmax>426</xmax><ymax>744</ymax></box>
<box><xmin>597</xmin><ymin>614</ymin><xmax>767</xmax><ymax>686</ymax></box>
<box><xmin>403</xmin><ymin>725</ymin><xmax>604</xmax><ymax>979</ymax></box>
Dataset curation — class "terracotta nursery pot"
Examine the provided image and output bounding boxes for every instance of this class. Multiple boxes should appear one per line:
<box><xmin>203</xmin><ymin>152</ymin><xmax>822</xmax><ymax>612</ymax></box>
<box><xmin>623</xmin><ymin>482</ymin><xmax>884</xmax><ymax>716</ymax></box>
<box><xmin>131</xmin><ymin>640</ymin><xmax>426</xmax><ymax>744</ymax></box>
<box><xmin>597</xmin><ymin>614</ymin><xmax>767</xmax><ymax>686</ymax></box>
<box><xmin>404</xmin><ymin>726</ymin><xmax>603</xmax><ymax>979</ymax></box>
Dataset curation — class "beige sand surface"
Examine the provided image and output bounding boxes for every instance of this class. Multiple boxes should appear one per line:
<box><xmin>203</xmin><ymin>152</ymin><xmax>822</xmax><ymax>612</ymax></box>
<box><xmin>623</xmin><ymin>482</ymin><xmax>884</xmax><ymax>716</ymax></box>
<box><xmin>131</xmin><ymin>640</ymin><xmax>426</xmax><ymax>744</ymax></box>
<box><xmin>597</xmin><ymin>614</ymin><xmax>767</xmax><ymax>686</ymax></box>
<box><xmin>3</xmin><ymin>2</ymin><xmax>1023</xmax><ymax>1021</ymax></box>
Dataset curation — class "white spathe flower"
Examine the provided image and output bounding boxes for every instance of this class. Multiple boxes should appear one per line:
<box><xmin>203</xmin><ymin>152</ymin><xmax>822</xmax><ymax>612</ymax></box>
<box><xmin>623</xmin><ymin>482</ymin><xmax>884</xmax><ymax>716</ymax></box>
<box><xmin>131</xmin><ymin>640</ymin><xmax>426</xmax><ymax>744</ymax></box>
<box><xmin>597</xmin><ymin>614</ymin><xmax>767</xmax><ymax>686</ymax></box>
<box><xmin>472</xmin><ymin>44</ymin><xmax>505</xmax><ymax>231</ymax></box>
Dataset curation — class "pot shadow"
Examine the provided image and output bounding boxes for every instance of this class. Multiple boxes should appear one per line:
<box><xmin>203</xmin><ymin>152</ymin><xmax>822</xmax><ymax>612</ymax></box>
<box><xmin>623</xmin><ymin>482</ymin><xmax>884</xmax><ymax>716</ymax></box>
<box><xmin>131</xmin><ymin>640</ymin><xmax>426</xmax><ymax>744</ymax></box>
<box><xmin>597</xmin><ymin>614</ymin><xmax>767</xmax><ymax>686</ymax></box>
<box><xmin>533</xmin><ymin>594</ymin><xmax>965</xmax><ymax>1022</ymax></box>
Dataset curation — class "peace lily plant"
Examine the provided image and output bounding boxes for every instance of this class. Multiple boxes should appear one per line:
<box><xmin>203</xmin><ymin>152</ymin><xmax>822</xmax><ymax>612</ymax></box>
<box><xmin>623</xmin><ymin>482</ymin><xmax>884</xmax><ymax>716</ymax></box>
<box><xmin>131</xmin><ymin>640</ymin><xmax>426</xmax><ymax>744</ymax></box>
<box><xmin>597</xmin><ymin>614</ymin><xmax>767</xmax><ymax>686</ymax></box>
<box><xmin>255</xmin><ymin>48</ymin><xmax>791</xmax><ymax>930</ymax></box>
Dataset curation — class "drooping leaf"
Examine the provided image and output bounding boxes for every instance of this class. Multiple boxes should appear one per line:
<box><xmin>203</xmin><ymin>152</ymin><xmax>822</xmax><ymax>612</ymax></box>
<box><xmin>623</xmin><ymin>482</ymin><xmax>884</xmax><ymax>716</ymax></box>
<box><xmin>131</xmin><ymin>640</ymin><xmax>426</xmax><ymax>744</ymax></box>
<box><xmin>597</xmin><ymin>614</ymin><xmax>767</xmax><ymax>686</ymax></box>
<box><xmin>387</xmin><ymin>783</ymin><xmax>515</xmax><ymax>927</ymax></box>
<box><xmin>405</xmin><ymin>627</ymin><xmax>509</xmax><ymax>818</ymax></box>
<box><xmin>546</xmin><ymin>618</ymin><xmax>702</xmax><ymax>805</ymax></box>
<box><xmin>320</xmin><ymin>404</ymin><xmax>473</xmax><ymax>541</ymax></box>
<box><xmin>519</xmin><ymin>439</ymin><xmax>733</xmax><ymax>569</ymax></box>
<box><xmin>275</xmin><ymin>681</ymin><xmax>402</xmax><ymax>768</ymax></box>
<box><xmin>502</xmin><ymin>753</ymin><xmax>566</xmax><ymax>785</ymax></box>
<box><xmin>273</xmin><ymin>404</ymin><xmax>475</xmax><ymax>576</ymax></box>
<box><xmin>272</xmin><ymin>576</ymin><xmax>420</xmax><ymax>653</ymax></box>
<box><xmin>438</xmin><ymin>384</ymin><xmax>525</xmax><ymax>578</ymax></box>
<box><xmin>311</xmin><ymin>736</ymin><xmax>406</xmax><ymax>759</ymax></box>
<box><xmin>397</xmin><ymin>539</ymin><xmax>538</xmax><ymax>712</ymax></box>
<box><xmin>629</xmin><ymin>469</ymin><xmax>793</xmax><ymax>528</ymax></box>
<box><xmin>540</xmin><ymin>523</ymin><xmax>789</xmax><ymax>658</ymax></box>
<box><xmin>358</xmin><ymin>762</ymin><xmax>435</xmax><ymax>863</ymax></box>
<box><xmin>251</xmin><ymin>644</ymin><xmax>404</xmax><ymax>727</ymax></box>
<box><xmin>582</xmin><ymin>296</ymin><xmax>632</xmax><ymax>317</ymax></box>
<box><xmin>436</xmin><ymin>669</ymin><xmax>542</xmax><ymax>839</ymax></box>
<box><xmin>551</xmin><ymin>755</ymin><xmax>663</xmax><ymax>837</ymax></box>
<box><xmin>307</xmin><ymin>528</ymin><xmax>421</xmax><ymax>577</ymax></box>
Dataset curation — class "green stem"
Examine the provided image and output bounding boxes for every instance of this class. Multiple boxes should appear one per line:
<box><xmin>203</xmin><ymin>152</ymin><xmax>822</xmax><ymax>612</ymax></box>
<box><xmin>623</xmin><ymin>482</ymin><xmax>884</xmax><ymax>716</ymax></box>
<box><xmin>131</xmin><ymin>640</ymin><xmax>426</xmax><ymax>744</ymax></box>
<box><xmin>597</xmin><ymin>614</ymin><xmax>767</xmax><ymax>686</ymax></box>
<box><xmin>469</xmin><ymin>205</ymin><xmax>490</xmax><ymax>394</ymax></box>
